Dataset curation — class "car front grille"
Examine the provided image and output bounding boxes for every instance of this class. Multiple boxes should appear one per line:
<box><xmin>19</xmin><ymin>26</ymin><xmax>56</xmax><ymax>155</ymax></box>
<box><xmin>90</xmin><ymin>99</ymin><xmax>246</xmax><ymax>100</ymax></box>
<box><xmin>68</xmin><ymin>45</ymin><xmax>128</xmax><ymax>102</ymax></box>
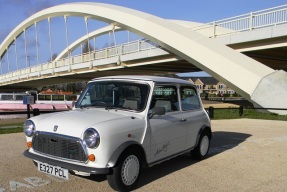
<box><xmin>32</xmin><ymin>132</ymin><xmax>88</xmax><ymax>163</ymax></box>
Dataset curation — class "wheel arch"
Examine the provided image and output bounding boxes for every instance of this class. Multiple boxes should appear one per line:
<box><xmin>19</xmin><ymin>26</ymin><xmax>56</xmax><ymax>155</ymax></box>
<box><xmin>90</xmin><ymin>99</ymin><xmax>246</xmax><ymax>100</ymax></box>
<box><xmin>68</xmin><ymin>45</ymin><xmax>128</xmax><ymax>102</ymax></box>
<box><xmin>107</xmin><ymin>141</ymin><xmax>147</xmax><ymax>168</ymax></box>
<box><xmin>195</xmin><ymin>125</ymin><xmax>212</xmax><ymax>146</ymax></box>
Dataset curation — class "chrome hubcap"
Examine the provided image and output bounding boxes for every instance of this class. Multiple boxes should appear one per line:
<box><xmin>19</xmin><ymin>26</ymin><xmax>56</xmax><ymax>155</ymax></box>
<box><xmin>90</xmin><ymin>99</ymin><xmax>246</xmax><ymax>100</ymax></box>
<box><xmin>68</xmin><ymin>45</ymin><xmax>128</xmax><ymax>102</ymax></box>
<box><xmin>121</xmin><ymin>155</ymin><xmax>140</xmax><ymax>186</ymax></box>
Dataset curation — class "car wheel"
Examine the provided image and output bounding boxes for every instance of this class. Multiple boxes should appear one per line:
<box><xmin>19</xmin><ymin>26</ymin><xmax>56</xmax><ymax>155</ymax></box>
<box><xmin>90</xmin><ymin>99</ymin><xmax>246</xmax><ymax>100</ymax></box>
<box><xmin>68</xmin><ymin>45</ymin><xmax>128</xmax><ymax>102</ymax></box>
<box><xmin>107</xmin><ymin>149</ymin><xmax>142</xmax><ymax>191</ymax></box>
<box><xmin>191</xmin><ymin>130</ymin><xmax>210</xmax><ymax>160</ymax></box>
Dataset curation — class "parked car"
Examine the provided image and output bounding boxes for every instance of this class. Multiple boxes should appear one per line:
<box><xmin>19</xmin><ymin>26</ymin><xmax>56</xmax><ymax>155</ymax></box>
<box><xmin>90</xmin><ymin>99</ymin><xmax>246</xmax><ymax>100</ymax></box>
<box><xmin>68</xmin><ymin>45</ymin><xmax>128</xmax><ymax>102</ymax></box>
<box><xmin>23</xmin><ymin>75</ymin><xmax>212</xmax><ymax>191</ymax></box>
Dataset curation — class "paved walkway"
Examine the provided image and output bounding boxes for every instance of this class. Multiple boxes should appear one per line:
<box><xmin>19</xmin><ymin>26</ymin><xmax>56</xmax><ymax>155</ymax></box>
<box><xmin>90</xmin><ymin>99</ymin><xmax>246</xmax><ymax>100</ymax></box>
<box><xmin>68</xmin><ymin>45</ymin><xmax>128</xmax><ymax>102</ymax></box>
<box><xmin>1</xmin><ymin>119</ymin><xmax>286</xmax><ymax>191</ymax></box>
<box><xmin>139</xmin><ymin>119</ymin><xmax>287</xmax><ymax>192</ymax></box>
<box><xmin>0</xmin><ymin>118</ymin><xmax>26</xmax><ymax>125</ymax></box>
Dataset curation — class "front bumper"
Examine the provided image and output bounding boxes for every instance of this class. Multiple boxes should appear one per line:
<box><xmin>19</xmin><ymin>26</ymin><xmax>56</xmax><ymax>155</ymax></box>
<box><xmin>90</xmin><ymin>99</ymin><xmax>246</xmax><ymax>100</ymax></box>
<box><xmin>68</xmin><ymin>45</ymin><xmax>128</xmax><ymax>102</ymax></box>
<box><xmin>23</xmin><ymin>150</ymin><xmax>111</xmax><ymax>175</ymax></box>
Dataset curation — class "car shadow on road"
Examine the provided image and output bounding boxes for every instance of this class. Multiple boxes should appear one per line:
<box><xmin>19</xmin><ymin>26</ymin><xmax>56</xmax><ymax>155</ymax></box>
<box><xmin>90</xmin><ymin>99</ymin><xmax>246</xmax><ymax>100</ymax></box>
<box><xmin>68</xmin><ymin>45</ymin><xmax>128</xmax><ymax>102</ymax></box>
<box><xmin>74</xmin><ymin>173</ymin><xmax>106</xmax><ymax>182</ymax></box>
<box><xmin>208</xmin><ymin>131</ymin><xmax>252</xmax><ymax>157</ymax></box>
<box><xmin>136</xmin><ymin>131</ymin><xmax>252</xmax><ymax>189</ymax></box>
<box><xmin>82</xmin><ymin>131</ymin><xmax>252</xmax><ymax>188</ymax></box>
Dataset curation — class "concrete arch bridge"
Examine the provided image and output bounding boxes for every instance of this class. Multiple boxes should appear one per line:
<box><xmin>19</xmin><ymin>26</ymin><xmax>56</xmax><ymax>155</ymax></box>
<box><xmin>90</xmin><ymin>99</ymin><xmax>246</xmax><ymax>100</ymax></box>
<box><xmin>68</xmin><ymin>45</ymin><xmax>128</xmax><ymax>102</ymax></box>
<box><xmin>0</xmin><ymin>3</ymin><xmax>287</xmax><ymax>114</ymax></box>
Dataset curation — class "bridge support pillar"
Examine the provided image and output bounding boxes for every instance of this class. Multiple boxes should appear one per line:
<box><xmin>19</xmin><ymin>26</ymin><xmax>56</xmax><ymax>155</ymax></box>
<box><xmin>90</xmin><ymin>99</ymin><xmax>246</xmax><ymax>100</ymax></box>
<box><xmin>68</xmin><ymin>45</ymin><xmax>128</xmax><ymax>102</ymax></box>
<box><xmin>251</xmin><ymin>70</ymin><xmax>287</xmax><ymax>115</ymax></box>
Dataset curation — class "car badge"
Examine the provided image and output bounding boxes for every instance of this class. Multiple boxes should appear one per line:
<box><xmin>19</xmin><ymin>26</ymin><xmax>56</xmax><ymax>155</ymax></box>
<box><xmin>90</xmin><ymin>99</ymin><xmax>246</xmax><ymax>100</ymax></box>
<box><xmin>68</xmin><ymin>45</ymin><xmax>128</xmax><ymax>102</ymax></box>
<box><xmin>54</xmin><ymin>125</ymin><xmax>58</xmax><ymax>132</ymax></box>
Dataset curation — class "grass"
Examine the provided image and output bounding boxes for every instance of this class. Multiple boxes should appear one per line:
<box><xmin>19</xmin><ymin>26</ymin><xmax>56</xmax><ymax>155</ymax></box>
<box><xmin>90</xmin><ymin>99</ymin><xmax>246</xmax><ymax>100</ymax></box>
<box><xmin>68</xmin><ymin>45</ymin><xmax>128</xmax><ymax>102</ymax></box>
<box><xmin>0</xmin><ymin>123</ymin><xmax>23</xmax><ymax>134</ymax></box>
<box><xmin>212</xmin><ymin>108</ymin><xmax>287</xmax><ymax>121</ymax></box>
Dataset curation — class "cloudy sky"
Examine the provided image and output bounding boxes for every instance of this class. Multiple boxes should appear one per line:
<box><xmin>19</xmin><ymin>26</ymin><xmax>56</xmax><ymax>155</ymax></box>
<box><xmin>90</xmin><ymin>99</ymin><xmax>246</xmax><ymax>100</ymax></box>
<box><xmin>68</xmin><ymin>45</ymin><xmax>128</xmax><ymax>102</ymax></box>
<box><xmin>0</xmin><ymin>0</ymin><xmax>286</xmax><ymax>76</ymax></box>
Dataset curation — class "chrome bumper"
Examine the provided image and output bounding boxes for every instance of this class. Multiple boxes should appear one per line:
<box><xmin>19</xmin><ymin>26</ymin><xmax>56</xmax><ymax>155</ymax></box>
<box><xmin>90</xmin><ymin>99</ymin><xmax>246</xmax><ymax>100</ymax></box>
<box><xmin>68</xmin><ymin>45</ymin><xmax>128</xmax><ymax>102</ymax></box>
<box><xmin>23</xmin><ymin>150</ymin><xmax>111</xmax><ymax>175</ymax></box>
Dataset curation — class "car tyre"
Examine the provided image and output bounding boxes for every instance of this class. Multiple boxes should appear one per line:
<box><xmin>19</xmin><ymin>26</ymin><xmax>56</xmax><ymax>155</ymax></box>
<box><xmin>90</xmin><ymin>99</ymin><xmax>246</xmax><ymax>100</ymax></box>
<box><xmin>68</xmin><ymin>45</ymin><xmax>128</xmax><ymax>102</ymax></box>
<box><xmin>107</xmin><ymin>149</ymin><xmax>142</xmax><ymax>191</ymax></box>
<box><xmin>191</xmin><ymin>130</ymin><xmax>210</xmax><ymax>160</ymax></box>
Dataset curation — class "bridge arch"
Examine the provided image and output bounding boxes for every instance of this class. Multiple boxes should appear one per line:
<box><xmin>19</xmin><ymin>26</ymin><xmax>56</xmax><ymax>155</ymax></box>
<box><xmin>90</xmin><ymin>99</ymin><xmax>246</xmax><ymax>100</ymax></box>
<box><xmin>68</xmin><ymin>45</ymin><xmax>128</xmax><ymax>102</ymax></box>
<box><xmin>0</xmin><ymin>2</ymin><xmax>286</xmax><ymax>114</ymax></box>
<box><xmin>54</xmin><ymin>21</ymin><xmax>209</xmax><ymax>62</ymax></box>
<box><xmin>55</xmin><ymin>24</ymin><xmax>122</xmax><ymax>61</ymax></box>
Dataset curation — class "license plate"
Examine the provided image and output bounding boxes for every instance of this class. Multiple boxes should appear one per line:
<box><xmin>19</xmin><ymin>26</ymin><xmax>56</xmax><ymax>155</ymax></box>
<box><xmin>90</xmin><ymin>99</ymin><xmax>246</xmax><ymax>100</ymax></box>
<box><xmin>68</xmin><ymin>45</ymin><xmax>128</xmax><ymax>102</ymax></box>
<box><xmin>38</xmin><ymin>162</ymin><xmax>69</xmax><ymax>180</ymax></box>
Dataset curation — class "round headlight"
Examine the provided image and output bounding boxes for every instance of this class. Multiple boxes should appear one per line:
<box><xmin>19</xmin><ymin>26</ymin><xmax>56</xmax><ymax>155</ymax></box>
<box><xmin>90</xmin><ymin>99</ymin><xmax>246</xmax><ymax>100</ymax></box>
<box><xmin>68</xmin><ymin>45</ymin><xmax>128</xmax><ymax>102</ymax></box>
<box><xmin>83</xmin><ymin>128</ymin><xmax>100</xmax><ymax>148</ymax></box>
<box><xmin>23</xmin><ymin>120</ymin><xmax>35</xmax><ymax>137</ymax></box>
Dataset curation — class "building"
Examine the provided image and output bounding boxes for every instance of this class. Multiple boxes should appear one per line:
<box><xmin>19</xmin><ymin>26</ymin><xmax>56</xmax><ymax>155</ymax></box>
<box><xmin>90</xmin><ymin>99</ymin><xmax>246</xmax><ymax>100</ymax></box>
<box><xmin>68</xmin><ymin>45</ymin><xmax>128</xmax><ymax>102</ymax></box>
<box><xmin>181</xmin><ymin>77</ymin><xmax>236</xmax><ymax>96</ymax></box>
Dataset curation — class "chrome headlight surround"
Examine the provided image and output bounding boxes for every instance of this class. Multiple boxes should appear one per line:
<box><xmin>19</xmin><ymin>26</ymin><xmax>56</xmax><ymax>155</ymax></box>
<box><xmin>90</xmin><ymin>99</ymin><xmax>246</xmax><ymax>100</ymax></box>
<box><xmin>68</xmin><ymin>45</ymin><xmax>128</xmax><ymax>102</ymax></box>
<box><xmin>83</xmin><ymin>128</ymin><xmax>100</xmax><ymax>149</ymax></box>
<box><xmin>23</xmin><ymin>120</ymin><xmax>35</xmax><ymax>137</ymax></box>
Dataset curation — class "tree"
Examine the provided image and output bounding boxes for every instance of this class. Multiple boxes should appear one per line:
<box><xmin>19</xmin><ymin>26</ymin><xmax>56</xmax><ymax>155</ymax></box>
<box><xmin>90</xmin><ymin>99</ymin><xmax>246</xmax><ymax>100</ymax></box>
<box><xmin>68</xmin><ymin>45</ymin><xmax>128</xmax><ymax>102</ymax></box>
<box><xmin>102</xmin><ymin>42</ymin><xmax>115</xmax><ymax>49</ymax></box>
<box><xmin>47</xmin><ymin>53</ymin><xmax>58</xmax><ymax>62</ymax></box>
<box><xmin>52</xmin><ymin>53</ymin><xmax>58</xmax><ymax>61</ymax></box>
<box><xmin>82</xmin><ymin>41</ymin><xmax>94</xmax><ymax>54</ymax></box>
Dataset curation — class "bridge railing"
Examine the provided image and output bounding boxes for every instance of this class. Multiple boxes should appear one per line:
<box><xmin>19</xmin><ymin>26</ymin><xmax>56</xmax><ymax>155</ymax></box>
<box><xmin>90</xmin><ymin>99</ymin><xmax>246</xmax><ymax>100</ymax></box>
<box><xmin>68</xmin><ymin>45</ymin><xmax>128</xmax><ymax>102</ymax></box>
<box><xmin>0</xmin><ymin>39</ymin><xmax>159</xmax><ymax>82</ymax></box>
<box><xmin>55</xmin><ymin>39</ymin><xmax>158</xmax><ymax>66</ymax></box>
<box><xmin>191</xmin><ymin>4</ymin><xmax>287</xmax><ymax>37</ymax></box>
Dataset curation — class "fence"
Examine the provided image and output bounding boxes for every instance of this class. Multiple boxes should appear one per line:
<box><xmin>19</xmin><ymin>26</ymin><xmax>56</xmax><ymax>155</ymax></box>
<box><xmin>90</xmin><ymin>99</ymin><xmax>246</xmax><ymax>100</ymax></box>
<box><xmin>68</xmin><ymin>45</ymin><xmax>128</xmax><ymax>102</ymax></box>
<box><xmin>206</xmin><ymin>106</ymin><xmax>287</xmax><ymax>119</ymax></box>
<box><xmin>0</xmin><ymin>109</ymin><xmax>63</xmax><ymax>119</ymax></box>
<box><xmin>1</xmin><ymin>106</ymin><xmax>286</xmax><ymax>121</ymax></box>
<box><xmin>191</xmin><ymin>4</ymin><xmax>287</xmax><ymax>37</ymax></box>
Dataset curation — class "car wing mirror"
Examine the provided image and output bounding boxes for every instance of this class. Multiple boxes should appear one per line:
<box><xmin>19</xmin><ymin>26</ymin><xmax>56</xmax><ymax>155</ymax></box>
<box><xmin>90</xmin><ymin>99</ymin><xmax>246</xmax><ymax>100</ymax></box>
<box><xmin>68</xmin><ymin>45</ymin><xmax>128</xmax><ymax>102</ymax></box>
<box><xmin>149</xmin><ymin>107</ymin><xmax>165</xmax><ymax>119</ymax></box>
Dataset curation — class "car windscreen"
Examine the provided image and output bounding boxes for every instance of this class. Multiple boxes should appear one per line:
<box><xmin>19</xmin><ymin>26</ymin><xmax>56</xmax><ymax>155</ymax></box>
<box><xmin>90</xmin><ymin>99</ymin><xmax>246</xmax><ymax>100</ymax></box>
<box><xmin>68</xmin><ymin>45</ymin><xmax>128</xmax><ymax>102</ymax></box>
<box><xmin>75</xmin><ymin>81</ymin><xmax>150</xmax><ymax>112</ymax></box>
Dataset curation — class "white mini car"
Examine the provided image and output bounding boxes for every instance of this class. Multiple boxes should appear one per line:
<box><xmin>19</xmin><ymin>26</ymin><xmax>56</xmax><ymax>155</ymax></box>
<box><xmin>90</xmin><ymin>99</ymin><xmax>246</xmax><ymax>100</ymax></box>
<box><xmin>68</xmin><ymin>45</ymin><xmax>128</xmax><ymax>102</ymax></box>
<box><xmin>24</xmin><ymin>75</ymin><xmax>212</xmax><ymax>191</ymax></box>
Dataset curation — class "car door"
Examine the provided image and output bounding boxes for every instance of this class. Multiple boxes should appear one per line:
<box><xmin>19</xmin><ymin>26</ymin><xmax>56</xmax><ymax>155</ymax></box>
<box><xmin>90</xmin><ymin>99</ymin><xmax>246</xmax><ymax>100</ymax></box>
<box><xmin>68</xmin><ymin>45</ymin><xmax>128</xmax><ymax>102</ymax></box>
<box><xmin>179</xmin><ymin>86</ymin><xmax>206</xmax><ymax>149</ymax></box>
<box><xmin>148</xmin><ymin>84</ymin><xmax>186</xmax><ymax>163</ymax></box>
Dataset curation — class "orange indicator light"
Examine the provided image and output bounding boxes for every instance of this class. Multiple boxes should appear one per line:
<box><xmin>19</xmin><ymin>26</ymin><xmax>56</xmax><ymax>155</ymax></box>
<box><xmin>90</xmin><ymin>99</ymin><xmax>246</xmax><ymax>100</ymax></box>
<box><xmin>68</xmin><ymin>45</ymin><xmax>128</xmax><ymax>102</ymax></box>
<box><xmin>88</xmin><ymin>154</ymin><xmax>95</xmax><ymax>162</ymax></box>
<box><xmin>27</xmin><ymin>142</ymin><xmax>32</xmax><ymax>149</ymax></box>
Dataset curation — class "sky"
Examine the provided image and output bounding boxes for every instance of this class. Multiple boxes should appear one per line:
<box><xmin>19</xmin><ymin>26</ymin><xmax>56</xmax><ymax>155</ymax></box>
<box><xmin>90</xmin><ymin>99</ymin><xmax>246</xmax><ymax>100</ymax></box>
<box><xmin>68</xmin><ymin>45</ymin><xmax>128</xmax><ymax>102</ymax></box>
<box><xmin>0</xmin><ymin>0</ymin><xmax>286</xmax><ymax>76</ymax></box>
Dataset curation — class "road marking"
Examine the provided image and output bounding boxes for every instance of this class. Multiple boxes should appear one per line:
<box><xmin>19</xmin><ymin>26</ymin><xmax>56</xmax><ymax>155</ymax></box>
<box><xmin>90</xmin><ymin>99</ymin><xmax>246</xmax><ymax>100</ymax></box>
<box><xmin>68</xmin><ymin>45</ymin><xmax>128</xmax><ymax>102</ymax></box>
<box><xmin>9</xmin><ymin>180</ymin><xmax>33</xmax><ymax>191</ymax></box>
<box><xmin>1</xmin><ymin>175</ymin><xmax>73</xmax><ymax>191</ymax></box>
<box><xmin>24</xmin><ymin>177</ymin><xmax>51</xmax><ymax>187</ymax></box>
<box><xmin>0</xmin><ymin>184</ymin><xmax>6</xmax><ymax>192</ymax></box>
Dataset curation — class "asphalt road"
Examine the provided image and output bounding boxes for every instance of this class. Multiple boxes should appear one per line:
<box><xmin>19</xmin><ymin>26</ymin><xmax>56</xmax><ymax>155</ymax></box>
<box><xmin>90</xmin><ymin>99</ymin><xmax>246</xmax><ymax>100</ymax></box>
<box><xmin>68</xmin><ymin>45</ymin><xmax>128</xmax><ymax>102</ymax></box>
<box><xmin>0</xmin><ymin>119</ymin><xmax>287</xmax><ymax>192</ymax></box>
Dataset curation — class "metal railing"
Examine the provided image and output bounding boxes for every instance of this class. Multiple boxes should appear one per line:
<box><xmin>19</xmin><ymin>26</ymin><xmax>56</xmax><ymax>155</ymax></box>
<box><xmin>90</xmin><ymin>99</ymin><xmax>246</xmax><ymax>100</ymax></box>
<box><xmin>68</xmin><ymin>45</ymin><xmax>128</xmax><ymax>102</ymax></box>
<box><xmin>207</xmin><ymin>106</ymin><xmax>287</xmax><ymax>119</ymax></box>
<box><xmin>0</xmin><ymin>39</ymin><xmax>159</xmax><ymax>82</ymax></box>
<box><xmin>1</xmin><ymin>106</ymin><xmax>286</xmax><ymax>122</ymax></box>
<box><xmin>64</xmin><ymin>39</ymin><xmax>158</xmax><ymax>65</ymax></box>
<box><xmin>191</xmin><ymin>4</ymin><xmax>287</xmax><ymax>37</ymax></box>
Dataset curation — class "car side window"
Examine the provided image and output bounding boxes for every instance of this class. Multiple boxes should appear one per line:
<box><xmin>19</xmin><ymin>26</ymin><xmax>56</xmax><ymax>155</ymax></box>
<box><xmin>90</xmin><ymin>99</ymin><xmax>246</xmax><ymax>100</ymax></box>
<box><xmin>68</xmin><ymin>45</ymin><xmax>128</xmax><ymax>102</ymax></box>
<box><xmin>180</xmin><ymin>86</ymin><xmax>200</xmax><ymax>110</ymax></box>
<box><xmin>151</xmin><ymin>85</ymin><xmax>179</xmax><ymax>112</ymax></box>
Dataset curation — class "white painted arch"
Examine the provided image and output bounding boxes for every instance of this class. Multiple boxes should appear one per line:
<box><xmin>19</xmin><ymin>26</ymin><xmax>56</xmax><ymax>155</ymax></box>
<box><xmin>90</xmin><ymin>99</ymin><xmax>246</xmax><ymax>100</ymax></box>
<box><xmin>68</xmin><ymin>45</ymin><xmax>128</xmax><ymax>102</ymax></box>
<box><xmin>0</xmin><ymin>2</ymin><xmax>287</xmax><ymax>113</ymax></box>
<box><xmin>54</xmin><ymin>21</ymin><xmax>206</xmax><ymax>61</ymax></box>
